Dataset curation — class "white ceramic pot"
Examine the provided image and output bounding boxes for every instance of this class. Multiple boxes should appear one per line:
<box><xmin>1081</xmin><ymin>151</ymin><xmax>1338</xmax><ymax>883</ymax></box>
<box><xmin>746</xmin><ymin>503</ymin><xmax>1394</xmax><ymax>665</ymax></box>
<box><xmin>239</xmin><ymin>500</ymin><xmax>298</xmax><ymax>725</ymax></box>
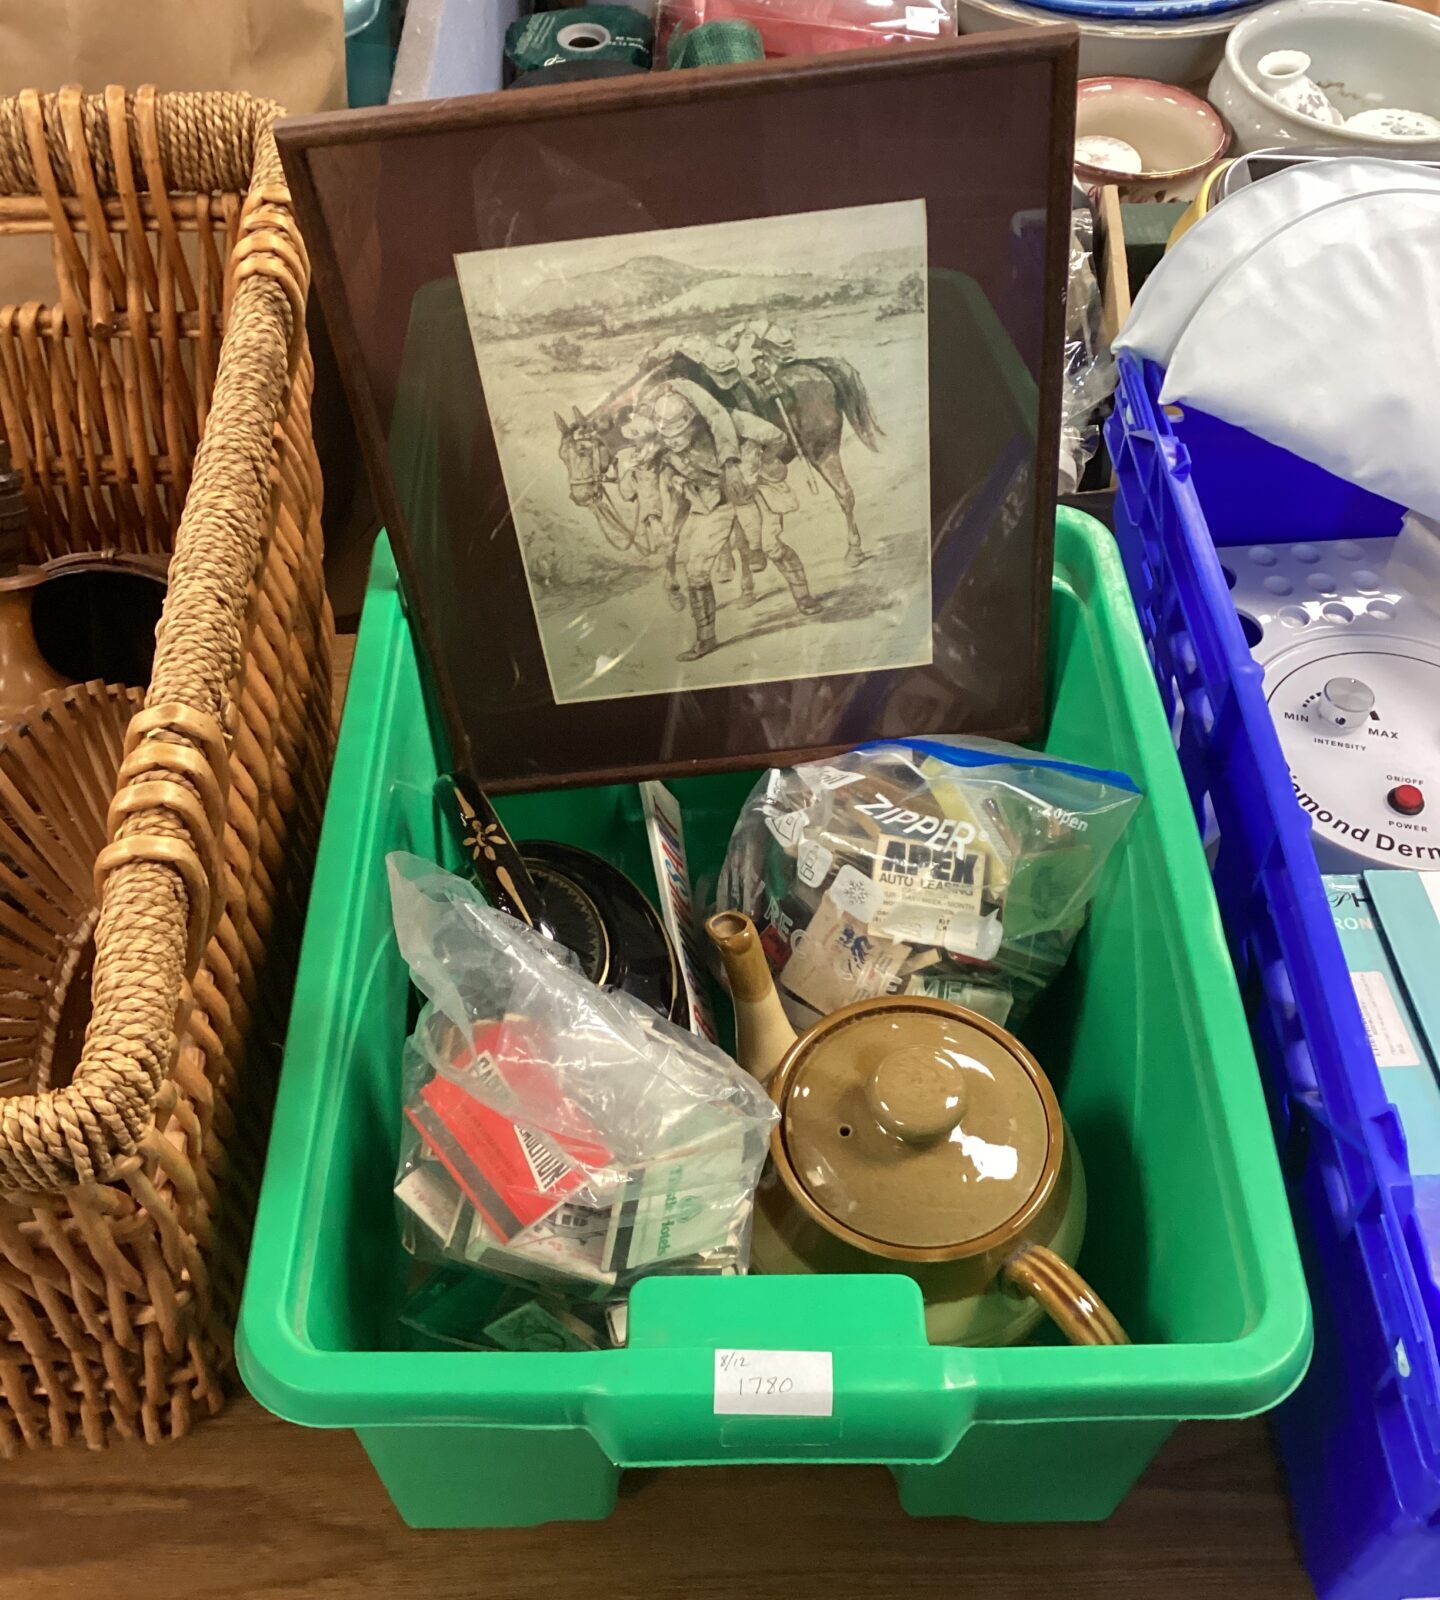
<box><xmin>1209</xmin><ymin>0</ymin><xmax>1440</xmax><ymax>156</ymax></box>
<box><xmin>1253</xmin><ymin>49</ymin><xmax>1341</xmax><ymax>124</ymax></box>
<box><xmin>954</xmin><ymin>0</ymin><xmax>1257</xmax><ymax>82</ymax></box>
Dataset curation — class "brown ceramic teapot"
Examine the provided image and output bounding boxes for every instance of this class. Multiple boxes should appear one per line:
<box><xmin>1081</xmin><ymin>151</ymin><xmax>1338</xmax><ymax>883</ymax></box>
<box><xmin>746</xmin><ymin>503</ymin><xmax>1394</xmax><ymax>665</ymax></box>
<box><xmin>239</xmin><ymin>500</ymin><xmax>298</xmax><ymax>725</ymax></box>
<box><xmin>708</xmin><ymin>911</ymin><xmax>1128</xmax><ymax>1348</ymax></box>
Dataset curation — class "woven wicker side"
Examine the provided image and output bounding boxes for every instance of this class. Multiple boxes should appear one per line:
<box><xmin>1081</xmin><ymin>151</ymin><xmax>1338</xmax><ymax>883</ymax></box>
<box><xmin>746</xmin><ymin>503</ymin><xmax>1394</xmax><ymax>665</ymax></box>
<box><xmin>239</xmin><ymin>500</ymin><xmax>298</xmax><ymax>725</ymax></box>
<box><xmin>0</xmin><ymin>86</ymin><xmax>333</xmax><ymax>1450</ymax></box>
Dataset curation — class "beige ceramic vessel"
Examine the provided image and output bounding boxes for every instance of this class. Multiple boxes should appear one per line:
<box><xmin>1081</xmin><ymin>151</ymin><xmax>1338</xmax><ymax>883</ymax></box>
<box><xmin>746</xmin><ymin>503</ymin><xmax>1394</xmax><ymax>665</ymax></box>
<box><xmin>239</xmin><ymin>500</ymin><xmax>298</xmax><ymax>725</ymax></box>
<box><xmin>0</xmin><ymin>569</ymin><xmax>67</xmax><ymax>725</ymax></box>
<box><xmin>709</xmin><ymin>911</ymin><xmax>1128</xmax><ymax>1347</ymax></box>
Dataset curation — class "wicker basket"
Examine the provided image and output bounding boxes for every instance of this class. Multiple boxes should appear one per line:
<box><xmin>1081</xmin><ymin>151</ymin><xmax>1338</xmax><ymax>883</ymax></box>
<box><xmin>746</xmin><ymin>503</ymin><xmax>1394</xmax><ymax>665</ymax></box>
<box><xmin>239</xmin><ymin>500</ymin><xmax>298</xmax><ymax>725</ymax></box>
<box><xmin>0</xmin><ymin>87</ymin><xmax>334</xmax><ymax>1452</ymax></box>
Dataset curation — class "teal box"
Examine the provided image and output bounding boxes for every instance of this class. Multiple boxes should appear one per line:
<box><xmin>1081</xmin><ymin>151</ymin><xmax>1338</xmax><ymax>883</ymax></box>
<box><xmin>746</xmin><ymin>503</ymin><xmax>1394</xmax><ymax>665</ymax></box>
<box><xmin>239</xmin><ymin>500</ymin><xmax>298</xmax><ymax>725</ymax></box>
<box><xmin>1326</xmin><ymin>872</ymin><xmax>1440</xmax><ymax>1278</ymax></box>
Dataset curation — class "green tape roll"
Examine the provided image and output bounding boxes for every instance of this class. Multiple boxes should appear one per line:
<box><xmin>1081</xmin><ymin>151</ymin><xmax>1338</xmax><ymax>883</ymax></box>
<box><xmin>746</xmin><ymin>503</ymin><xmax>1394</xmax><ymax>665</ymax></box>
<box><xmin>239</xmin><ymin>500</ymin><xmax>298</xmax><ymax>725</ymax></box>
<box><xmin>504</xmin><ymin>6</ymin><xmax>654</xmax><ymax>76</ymax></box>
<box><xmin>506</xmin><ymin>60</ymin><xmax>648</xmax><ymax>89</ymax></box>
<box><xmin>667</xmin><ymin>18</ymin><xmax>765</xmax><ymax>68</ymax></box>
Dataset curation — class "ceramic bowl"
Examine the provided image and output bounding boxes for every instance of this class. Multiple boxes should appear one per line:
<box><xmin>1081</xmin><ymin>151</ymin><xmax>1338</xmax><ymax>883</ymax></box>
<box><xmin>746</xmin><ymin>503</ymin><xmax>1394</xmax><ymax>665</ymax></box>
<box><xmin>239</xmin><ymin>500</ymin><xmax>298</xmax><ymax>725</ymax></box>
<box><xmin>1022</xmin><ymin>0</ymin><xmax>1257</xmax><ymax>18</ymax></box>
<box><xmin>1209</xmin><ymin>0</ymin><xmax>1440</xmax><ymax>155</ymax></box>
<box><xmin>954</xmin><ymin>0</ymin><xmax>1263</xmax><ymax>82</ymax></box>
<box><xmin>1075</xmin><ymin>76</ymin><xmax>1232</xmax><ymax>198</ymax></box>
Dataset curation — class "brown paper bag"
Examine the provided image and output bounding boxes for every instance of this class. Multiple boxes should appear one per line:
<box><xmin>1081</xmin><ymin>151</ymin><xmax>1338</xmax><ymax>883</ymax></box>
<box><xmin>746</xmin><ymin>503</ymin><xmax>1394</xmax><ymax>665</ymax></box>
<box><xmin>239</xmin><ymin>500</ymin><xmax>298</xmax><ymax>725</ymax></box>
<box><xmin>0</xmin><ymin>0</ymin><xmax>346</xmax><ymax>110</ymax></box>
<box><xmin>0</xmin><ymin>0</ymin><xmax>346</xmax><ymax>304</ymax></box>
<box><xmin>0</xmin><ymin>1</ymin><xmax>369</xmax><ymax>612</ymax></box>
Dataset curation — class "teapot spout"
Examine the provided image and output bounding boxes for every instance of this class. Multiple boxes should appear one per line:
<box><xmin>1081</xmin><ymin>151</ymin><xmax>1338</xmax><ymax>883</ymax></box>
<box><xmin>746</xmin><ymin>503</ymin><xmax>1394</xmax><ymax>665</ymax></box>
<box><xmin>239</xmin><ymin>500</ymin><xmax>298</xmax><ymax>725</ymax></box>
<box><xmin>707</xmin><ymin>910</ymin><xmax>797</xmax><ymax>1087</ymax></box>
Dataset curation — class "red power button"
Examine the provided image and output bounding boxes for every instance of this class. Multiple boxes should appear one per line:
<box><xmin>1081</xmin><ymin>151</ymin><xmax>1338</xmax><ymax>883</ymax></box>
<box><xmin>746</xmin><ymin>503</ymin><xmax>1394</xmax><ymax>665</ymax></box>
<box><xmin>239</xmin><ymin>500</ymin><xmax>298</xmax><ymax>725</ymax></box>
<box><xmin>1388</xmin><ymin>784</ymin><xmax>1426</xmax><ymax>817</ymax></box>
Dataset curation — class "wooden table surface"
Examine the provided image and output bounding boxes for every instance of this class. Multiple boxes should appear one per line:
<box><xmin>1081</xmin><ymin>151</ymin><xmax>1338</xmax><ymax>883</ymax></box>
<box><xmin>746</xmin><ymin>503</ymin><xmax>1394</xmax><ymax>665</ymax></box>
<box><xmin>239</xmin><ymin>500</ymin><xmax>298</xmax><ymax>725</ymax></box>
<box><xmin>0</xmin><ymin>632</ymin><xmax>1314</xmax><ymax>1600</ymax></box>
<box><xmin>0</xmin><ymin>1400</ymin><xmax>1313</xmax><ymax>1600</ymax></box>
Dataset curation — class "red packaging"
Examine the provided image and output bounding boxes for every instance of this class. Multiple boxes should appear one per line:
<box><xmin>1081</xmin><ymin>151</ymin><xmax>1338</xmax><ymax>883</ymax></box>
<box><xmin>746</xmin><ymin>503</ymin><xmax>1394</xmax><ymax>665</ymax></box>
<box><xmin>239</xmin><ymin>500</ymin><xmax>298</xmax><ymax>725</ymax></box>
<box><xmin>406</xmin><ymin>1019</ymin><xmax>614</xmax><ymax>1241</ymax></box>
<box><xmin>658</xmin><ymin>0</ymin><xmax>953</xmax><ymax>61</ymax></box>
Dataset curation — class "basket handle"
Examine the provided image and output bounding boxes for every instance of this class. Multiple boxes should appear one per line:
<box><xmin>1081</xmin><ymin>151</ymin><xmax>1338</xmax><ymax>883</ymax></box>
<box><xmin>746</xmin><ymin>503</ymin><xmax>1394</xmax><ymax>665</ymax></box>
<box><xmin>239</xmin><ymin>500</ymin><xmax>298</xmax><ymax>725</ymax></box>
<box><xmin>0</xmin><ymin>87</ymin><xmax>310</xmax><ymax>1195</ymax></box>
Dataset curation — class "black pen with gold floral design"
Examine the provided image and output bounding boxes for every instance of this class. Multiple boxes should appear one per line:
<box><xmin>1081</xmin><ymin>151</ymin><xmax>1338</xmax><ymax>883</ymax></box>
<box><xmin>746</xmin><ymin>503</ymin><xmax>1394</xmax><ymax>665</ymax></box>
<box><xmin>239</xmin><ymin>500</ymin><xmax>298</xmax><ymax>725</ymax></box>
<box><xmin>443</xmin><ymin>772</ymin><xmax>556</xmax><ymax>939</ymax></box>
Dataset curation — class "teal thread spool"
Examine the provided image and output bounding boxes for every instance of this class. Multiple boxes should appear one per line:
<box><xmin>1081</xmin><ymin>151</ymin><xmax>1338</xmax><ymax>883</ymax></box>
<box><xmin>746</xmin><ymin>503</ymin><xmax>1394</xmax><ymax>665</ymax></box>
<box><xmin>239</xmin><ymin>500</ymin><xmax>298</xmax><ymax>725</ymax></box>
<box><xmin>505</xmin><ymin>6</ymin><xmax>654</xmax><ymax>78</ymax></box>
<box><xmin>667</xmin><ymin>18</ymin><xmax>766</xmax><ymax>68</ymax></box>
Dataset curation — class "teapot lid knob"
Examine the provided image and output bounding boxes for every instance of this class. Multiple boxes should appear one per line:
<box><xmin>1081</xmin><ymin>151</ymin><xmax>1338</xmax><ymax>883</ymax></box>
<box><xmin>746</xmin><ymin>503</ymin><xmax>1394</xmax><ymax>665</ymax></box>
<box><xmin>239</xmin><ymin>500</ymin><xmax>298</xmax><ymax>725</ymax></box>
<box><xmin>865</xmin><ymin>1045</ymin><xmax>966</xmax><ymax>1142</ymax></box>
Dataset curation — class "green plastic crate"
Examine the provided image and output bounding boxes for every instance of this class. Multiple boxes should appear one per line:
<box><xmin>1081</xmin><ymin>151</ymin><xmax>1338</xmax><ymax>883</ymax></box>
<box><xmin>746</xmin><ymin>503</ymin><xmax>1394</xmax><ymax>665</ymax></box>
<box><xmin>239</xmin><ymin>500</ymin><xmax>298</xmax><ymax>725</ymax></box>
<box><xmin>238</xmin><ymin>508</ymin><xmax>1311</xmax><ymax>1529</ymax></box>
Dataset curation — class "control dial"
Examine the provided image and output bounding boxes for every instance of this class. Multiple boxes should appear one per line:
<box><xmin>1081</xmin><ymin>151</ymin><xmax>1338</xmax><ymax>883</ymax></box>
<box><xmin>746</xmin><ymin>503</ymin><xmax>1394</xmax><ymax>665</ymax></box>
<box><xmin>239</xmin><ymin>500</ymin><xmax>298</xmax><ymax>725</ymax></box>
<box><xmin>1317</xmin><ymin>676</ymin><xmax>1374</xmax><ymax>734</ymax></box>
<box><xmin>1262</xmin><ymin>644</ymin><xmax>1440</xmax><ymax>870</ymax></box>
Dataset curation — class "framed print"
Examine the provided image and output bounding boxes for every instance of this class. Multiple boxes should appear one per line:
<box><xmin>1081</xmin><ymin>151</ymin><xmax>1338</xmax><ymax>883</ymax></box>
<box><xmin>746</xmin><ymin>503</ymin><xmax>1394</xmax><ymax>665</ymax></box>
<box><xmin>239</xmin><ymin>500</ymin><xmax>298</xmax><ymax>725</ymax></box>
<box><xmin>460</xmin><ymin>198</ymin><xmax>934</xmax><ymax>704</ymax></box>
<box><xmin>277</xmin><ymin>33</ymin><xmax>1079</xmax><ymax>792</ymax></box>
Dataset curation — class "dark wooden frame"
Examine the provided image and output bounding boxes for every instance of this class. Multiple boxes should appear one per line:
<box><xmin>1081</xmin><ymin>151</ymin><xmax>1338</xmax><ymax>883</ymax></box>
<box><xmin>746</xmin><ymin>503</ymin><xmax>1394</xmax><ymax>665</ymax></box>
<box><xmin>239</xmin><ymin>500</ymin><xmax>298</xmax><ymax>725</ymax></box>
<box><xmin>278</xmin><ymin>32</ymin><xmax>1080</xmax><ymax>792</ymax></box>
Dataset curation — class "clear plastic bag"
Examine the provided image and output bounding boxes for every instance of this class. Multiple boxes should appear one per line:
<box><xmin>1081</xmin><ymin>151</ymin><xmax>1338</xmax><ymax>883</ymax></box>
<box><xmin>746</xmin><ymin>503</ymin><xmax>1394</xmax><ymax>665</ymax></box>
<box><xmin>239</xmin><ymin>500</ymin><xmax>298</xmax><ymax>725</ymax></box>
<box><xmin>1059</xmin><ymin>204</ymin><xmax>1117</xmax><ymax>496</ymax></box>
<box><xmin>397</xmin><ymin>1265</ymin><xmax>610</xmax><ymax>1353</ymax></box>
<box><xmin>716</xmin><ymin>738</ymin><xmax>1142</xmax><ymax>1027</ymax></box>
<box><xmin>388</xmin><ymin>853</ymin><xmax>777</xmax><ymax>1303</ymax></box>
<box><xmin>655</xmin><ymin>0</ymin><xmax>953</xmax><ymax>59</ymax></box>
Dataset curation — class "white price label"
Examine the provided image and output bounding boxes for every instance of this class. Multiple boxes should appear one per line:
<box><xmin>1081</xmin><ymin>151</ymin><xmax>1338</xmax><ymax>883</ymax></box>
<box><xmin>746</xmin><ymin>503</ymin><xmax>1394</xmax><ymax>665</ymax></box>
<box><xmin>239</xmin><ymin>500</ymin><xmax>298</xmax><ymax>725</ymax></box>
<box><xmin>764</xmin><ymin>807</ymin><xmax>807</xmax><ymax>849</ymax></box>
<box><xmin>828</xmin><ymin>863</ymin><xmax>884</xmax><ymax>924</ymax></box>
<box><xmin>713</xmin><ymin>1349</ymin><xmax>834</xmax><ymax>1417</ymax></box>
<box><xmin>876</xmin><ymin>904</ymin><xmax>1003</xmax><ymax>961</ymax></box>
<box><xmin>905</xmin><ymin>3</ymin><xmax>943</xmax><ymax>32</ymax></box>
<box><xmin>797</xmin><ymin>840</ymin><xmax>834</xmax><ymax>888</ymax></box>
<box><xmin>394</xmin><ymin>1165</ymin><xmax>466</xmax><ymax>1249</ymax></box>
<box><xmin>1352</xmin><ymin>970</ymin><xmax>1421</xmax><ymax>1068</ymax></box>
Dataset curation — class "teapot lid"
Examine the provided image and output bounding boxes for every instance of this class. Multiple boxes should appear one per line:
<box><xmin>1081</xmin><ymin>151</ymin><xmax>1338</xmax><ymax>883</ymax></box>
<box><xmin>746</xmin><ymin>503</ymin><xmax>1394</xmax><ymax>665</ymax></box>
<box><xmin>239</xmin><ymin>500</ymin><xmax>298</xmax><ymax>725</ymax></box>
<box><xmin>773</xmin><ymin>997</ymin><xmax>1061</xmax><ymax>1257</ymax></box>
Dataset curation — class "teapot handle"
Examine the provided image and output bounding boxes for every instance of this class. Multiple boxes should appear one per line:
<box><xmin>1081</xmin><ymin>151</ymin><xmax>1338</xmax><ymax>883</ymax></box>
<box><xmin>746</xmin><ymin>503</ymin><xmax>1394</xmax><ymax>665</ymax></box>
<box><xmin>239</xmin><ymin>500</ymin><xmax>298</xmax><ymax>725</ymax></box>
<box><xmin>1002</xmin><ymin>1244</ymin><xmax>1130</xmax><ymax>1346</ymax></box>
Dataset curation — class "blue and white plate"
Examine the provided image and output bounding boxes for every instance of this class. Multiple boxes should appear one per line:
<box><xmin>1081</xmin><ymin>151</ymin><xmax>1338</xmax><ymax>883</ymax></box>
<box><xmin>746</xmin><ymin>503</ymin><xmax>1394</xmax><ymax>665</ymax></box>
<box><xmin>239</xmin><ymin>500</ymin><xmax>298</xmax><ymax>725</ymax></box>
<box><xmin>1023</xmin><ymin>0</ymin><xmax>1258</xmax><ymax>22</ymax></box>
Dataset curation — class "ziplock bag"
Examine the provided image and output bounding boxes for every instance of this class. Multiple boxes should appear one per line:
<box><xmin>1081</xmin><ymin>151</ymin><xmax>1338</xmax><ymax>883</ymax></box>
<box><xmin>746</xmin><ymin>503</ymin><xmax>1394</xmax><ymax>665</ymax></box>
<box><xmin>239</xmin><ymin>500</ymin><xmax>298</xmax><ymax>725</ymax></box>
<box><xmin>716</xmin><ymin>738</ymin><xmax>1142</xmax><ymax>1026</ymax></box>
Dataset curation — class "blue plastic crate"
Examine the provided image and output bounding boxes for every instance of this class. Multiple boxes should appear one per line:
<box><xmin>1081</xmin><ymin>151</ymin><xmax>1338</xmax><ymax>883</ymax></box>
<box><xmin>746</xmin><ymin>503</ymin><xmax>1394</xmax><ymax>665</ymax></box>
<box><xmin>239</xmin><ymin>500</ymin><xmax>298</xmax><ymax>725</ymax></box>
<box><xmin>1106</xmin><ymin>353</ymin><xmax>1440</xmax><ymax>1600</ymax></box>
